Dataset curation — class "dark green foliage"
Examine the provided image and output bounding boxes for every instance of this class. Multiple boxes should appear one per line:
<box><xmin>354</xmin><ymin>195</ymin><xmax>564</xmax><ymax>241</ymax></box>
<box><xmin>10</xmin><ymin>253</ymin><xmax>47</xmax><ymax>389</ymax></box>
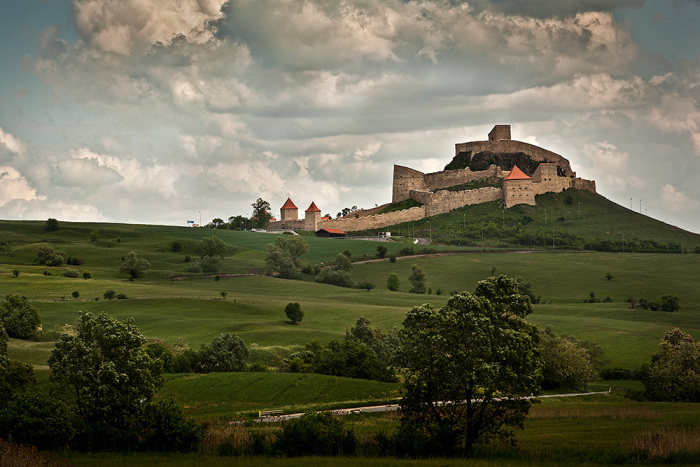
<box><xmin>315</xmin><ymin>267</ymin><xmax>353</xmax><ymax>288</ymax></box>
<box><xmin>408</xmin><ymin>264</ymin><xmax>426</xmax><ymax>294</ymax></box>
<box><xmin>600</xmin><ymin>367</ymin><xmax>634</xmax><ymax>380</ymax></box>
<box><xmin>606</xmin><ymin>272</ymin><xmax>614</xmax><ymax>280</ymax></box>
<box><xmin>199</xmin><ymin>255</ymin><xmax>223</xmax><ymax>273</ymax></box>
<box><xmin>265</xmin><ymin>236</ymin><xmax>308</xmax><ymax>279</ymax></box>
<box><xmin>0</xmin><ymin>294</ymin><xmax>41</xmax><ymax>339</ymax></box>
<box><xmin>285</xmin><ymin>302</ymin><xmax>303</xmax><ymax>324</ymax></box>
<box><xmin>389</xmin><ymin>254</ymin><xmax>397</xmax><ymax>262</ymax></box>
<box><xmin>515</xmin><ymin>277</ymin><xmax>540</xmax><ymax>304</ymax></box>
<box><xmin>346</xmin><ymin>316</ymin><xmax>400</xmax><ymax>367</ymax></box>
<box><xmin>138</xmin><ymin>400</ymin><xmax>201</xmax><ymax>452</ymax></box>
<box><xmin>313</xmin><ymin>340</ymin><xmax>397</xmax><ymax>382</ymax></box>
<box><xmin>170</xmin><ymin>241</ymin><xmax>183</xmax><ymax>252</ymax></box>
<box><xmin>356</xmin><ymin>279</ymin><xmax>376</xmax><ymax>291</ymax></box>
<box><xmin>376</xmin><ymin>245</ymin><xmax>388</xmax><ymax>258</ymax></box>
<box><xmin>0</xmin><ymin>394</ymin><xmax>72</xmax><ymax>451</ymax></box>
<box><xmin>12</xmin><ymin>269</ymin><xmax>19</xmax><ymax>277</ymax></box>
<box><xmin>120</xmin><ymin>251</ymin><xmax>151</xmax><ymax>279</ymax></box>
<box><xmin>660</xmin><ymin>294</ymin><xmax>680</xmax><ymax>312</ymax></box>
<box><xmin>146</xmin><ymin>342</ymin><xmax>176</xmax><ymax>373</ymax></box>
<box><xmin>399</xmin><ymin>275</ymin><xmax>543</xmax><ymax>456</ymax></box>
<box><xmin>0</xmin><ymin>359</ymin><xmax>35</xmax><ymax>404</ymax></box>
<box><xmin>641</xmin><ymin>328</ymin><xmax>700</xmax><ymax>402</ymax></box>
<box><xmin>103</xmin><ymin>289</ymin><xmax>116</xmax><ymax>300</ymax></box>
<box><xmin>45</xmin><ymin>218</ymin><xmax>58</xmax><ymax>231</ymax></box>
<box><xmin>197</xmin><ymin>333</ymin><xmax>248</xmax><ymax>372</ymax></box>
<box><xmin>251</xmin><ymin>198</ymin><xmax>272</xmax><ymax>229</ymax></box>
<box><xmin>273</xmin><ymin>412</ymin><xmax>357</xmax><ymax>457</ymax></box>
<box><xmin>72</xmin><ymin>291</ymin><xmax>80</xmax><ymax>299</ymax></box>
<box><xmin>48</xmin><ymin>311</ymin><xmax>164</xmax><ymax>451</ymax></box>
<box><xmin>377</xmin><ymin>198</ymin><xmax>423</xmax><ymax>214</ymax></box>
<box><xmin>82</xmin><ymin>271</ymin><xmax>91</xmax><ymax>279</ymax></box>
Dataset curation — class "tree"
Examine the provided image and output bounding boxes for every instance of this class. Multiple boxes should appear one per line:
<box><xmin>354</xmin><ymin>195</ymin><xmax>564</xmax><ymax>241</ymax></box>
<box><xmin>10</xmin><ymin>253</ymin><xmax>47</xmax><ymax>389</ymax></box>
<box><xmin>45</xmin><ymin>218</ymin><xmax>59</xmax><ymax>231</ymax></box>
<box><xmin>398</xmin><ymin>275</ymin><xmax>543</xmax><ymax>456</ymax></box>
<box><xmin>119</xmin><ymin>251</ymin><xmax>151</xmax><ymax>280</ymax></box>
<box><xmin>641</xmin><ymin>328</ymin><xmax>700</xmax><ymax>402</ymax></box>
<box><xmin>0</xmin><ymin>294</ymin><xmax>41</xmax><ymax>339</ymax></box>
<box><xmin>265</xmin><ymin>236</ymin><xmax>308</xmax><ymax>279</ymax></box>
<box><xmin>387</xmin><ymin>273</ymin><xmax>401</xmax><ymax>291</ymax></box>
<box><xmin>197</xmin><ymin>333</ymin><xmax>248</xmax><ymax>372</ymax></box>
<box><xmin>48</xmin><ymin>311</ymin><xmax>164</xmax><ymax>449</ymax></box>
<box><xmin>408</xmin><ymin>264</ymin><xmax>426</xmax><ymax>294</ymax></box>
<box><xmin>659</xmin><ymin>294</ymin><xmax>680</xmax><ymax>312</ymax></box>
<box><xmin>251</xmin><ymin>198</ymin><xmax>272</xmax><ymax>229</ymax></box>
<box><xmin>195</xmin><ymin>235</ymin><xmax>227</xmax><ymax>258</ymax></box>
<box><xmin>377</xmin><ymin>245</ymin><xmax>388</xmax><ymax>258</ymax></box>
<box><xmin>36</xmin><ymin>244</ymin><xmax>66</xmax><ymax>266</ymax></box>
<box><xmin>539</xmin><ymin>326</ymin><xmax>596</xmax><ymax>390</ymax></box>
<box><xmin>103</xmin><ymin>289</ymin><xmax>116</xmax><ymax>300</ymax></box>
<box><xmin>285</xmin><ymin>302</ymin><xmax>304</xmax><ymax>324</ymax></box>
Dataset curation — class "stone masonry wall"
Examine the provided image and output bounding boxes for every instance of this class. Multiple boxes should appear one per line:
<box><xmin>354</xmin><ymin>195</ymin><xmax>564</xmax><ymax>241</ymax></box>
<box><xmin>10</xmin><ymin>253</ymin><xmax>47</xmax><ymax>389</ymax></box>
<box><xmin>319</xmin><ymin>206</ymin><xmax>427</xmax><ymax>232</ymax></box>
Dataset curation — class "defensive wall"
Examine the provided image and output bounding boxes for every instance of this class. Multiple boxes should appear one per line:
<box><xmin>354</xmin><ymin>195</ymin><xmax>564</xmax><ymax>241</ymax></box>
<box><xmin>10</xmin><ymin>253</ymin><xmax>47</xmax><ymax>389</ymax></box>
<box><xmin>319</xmin><ymin>206</ymin><xmax>427</xmax><ymax>232</ymax></box>
<box><xmin>393</xmin><ymin>164</ymin><xmax>502</xmax><ymax>203</ymax></box>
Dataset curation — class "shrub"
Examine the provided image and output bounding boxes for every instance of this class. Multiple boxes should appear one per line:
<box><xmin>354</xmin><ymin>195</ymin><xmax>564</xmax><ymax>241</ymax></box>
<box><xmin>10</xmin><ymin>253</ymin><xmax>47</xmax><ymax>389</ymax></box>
<box><xmin>116</xmin><ymin>293</ymin><xmax>128</xmax><ymax>300</ymax></box>
<box><xmin>63</xmin><ymin>268</ymin><xmax>80</xmax><ymax>278</ymax></box>
<box><xmin>71</xmin><ymin>291</ymin><xmax>80</xmax><ymax>300</ymax></box>
<box><xmin>285</xmin><ymin>302</ymin><xmax>303</xmax><ymax>324</ymax></box>
<box><xmin>200</xmin><ymin>255</ymin><xmax>222</xmax><ymax>273</ymax></box>
<box><xmin>12</xmin><ymin>269</ymin><xmax>19</xmax><ymax>277</ymax></box>
<box><xmin>408</xmin><ymin>264</ymin><xmax>426</xmax><ymax>294</ymax></box>
<box><xmin>389</xmin><ymin>254</ymin><xmax>397</xmax><ymax>263</ymax></box>
<box><xmin>315</xmin><ymin>267</ymin><xmax>353</xmax><ymax>288</ymax></box>
<box><xmin>170</xmin><ymin>241</ymin><xmax>183</xmax><ymax>252</ymax></box>
<box><xmin>376</xmin><ymin>245</ymin><xmax>388</xmax><ymax>258</ymax></box>
<box><xmin>103</xmin><ymin>290</ymin><xmax>116</xmax><ymax>300</ymax></box>
<box><xmin>273</xmin><ymin>412</ymin><xmax>357</xmax><ymax>457</ymax></box>
<box><xmin>356</xmin><ymin>279</ymin><xmax>375</xmax><ymax>291</ymax></box>
<box><xmin>387</xmin><ymin>273</ymin><xmax>400</xmax><ymax>291</ymax></box>
<box><xmin>0</xmin><ymin>295</ymin><xmax>41</xmax><ymax>339</ymax></box>
<box><xmin>82</xmin><ymin>271</ymin><xmax>91</xmax><ymax>279</ymax></box>
<box><xmin>600</xmin><ymin>367</ymin><xmax>634</xmax><ymax>380</ymax></box>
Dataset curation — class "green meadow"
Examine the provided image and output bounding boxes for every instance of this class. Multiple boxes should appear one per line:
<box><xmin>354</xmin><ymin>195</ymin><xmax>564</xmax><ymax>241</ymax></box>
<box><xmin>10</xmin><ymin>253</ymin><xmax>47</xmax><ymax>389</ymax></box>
<box><xmin>2</xmin><ymin>210</ymin><xmax>700</xmax><ymax>464</ymax></box>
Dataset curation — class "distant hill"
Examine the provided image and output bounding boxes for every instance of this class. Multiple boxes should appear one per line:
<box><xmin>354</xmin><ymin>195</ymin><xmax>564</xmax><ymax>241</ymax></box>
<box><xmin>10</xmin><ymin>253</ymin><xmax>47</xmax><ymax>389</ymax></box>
<box><xmin>353</xmin><ymin>188</ymin><xmax>700</xmax><ymax>253</ymax></box>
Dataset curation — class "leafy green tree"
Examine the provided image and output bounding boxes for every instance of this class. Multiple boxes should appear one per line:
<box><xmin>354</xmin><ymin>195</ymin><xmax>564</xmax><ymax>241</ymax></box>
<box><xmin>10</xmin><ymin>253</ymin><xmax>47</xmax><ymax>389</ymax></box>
<box><xmin>377</xmin><ymin>245</ymin><xmax>388</xmax><ymax>258</ymax></box>
<box><xmin>197</xmin><ymin>333</ymin><xmax>248</xmax><ymax>372</ymax></box>
<box><xmin>195</xmin><ymin>235</ymin><xmax>227</xmax><ymax>258</ymax></box>
<box><xmin>265</xmin><ymin>236</ymin><xmax>308</xmax><ymax>279</ymax></box>
<box><xmin>48</xmin><ymin>311</ymin><xmax>164</xmax><ymax>450</ymax></box>
<box><xmin>539</xmin><ymin>326</ymin><xmax>597</xmax><ymax>390</ymax></box>
<box><xmin>36</xmin><ymin>244</ymin><xmax>66</xmax><ymax>266</ymax></box>
<box><xmin>103</xmin><ymin>289</ymin><xmax>116</xmax><ymax>300</ymax></box>
<box><xmin>408</xmin><ymin>264</ymin><xmax>426</xmax><ymax>294</ymax></box>
<box><xmin>346</xmin><ymin>316</ymin><xmax>400</xmax><ymax>367</ymax></box>
<box><xmin>0</xmin><ymin>294</ymin><xmax>41</xmax><ymax>339</ymax></box>
<box><xmin>90</xmin><ymin>229</ymin><xmax>100</xmax><ymax>242</ymax></box>
<box><xmin>387</xmin><ymin>273</ymin><xmax>401</xmax><ymax>291</ymax></box>
<box><xmin>313</xmin><ymin>339</ymin><xmax>397</xmax><ymax>382</ymax></box>
<box><xmin>398</xmin><ymin>275</ymin><xmax>543</xmax><ymax>456</ymax></box>
<box><xmin>170</xmin><ymin>241</ymin><xmax>183</xmax><ymax>252</ymax></box>
<box><xmin>641</xmin><ymin>328</ymin><xmax>700</xmax><ymax>402</ymax></box>
<box><xmin>660</xmin><ymin>294</ymin><xmax>680</xmax><ymax>312</ymax></box>
<box><xmin>285</xmin><ymin>302</ymin><xmax>304</xmax><ymax>324</ymax></box>
<box><xmin>119</xmin><ymin>251</ymin><xmax>151</xmax><ymax>280</ymax></box>
<box><xmin>251</xmin><ymin>198</ymin><xmax>272</xmax><ymax>229</ymax></box>
<box><xmin>199</xmin><ymin>255</ymin><xmax>223</xmax><ymax>273</ymax></box>
<box><xmin>45</xmin><ymin>218</ymin><xmax>59</xmax><ymax>231</ymax></box>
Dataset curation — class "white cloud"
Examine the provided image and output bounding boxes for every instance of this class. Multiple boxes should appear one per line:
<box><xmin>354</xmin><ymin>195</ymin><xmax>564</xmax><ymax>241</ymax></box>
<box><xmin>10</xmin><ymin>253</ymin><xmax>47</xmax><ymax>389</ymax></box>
<box><xmin>73</xmin><ymin>0</ymin><xmax>228</xmax><ymax>55</ymax></box>
<box><xmin>0</xmin><ymin>128</ymin><xmax>26</xmax><ymax>156</ymax></box>
<box><xmin>0</xmin><ymin>167</ymin><xmax>44</xmax><ymax>207</ymax></box>
<box><xmin>659</xmin><ymin>184</ymin><xmax>700</xmax><ymax>214</ymax></box>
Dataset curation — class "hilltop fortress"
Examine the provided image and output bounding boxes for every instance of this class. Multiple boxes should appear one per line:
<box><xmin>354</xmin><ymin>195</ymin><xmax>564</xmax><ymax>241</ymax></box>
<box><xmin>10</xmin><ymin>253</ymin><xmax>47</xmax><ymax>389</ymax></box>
<box><xmin>269</xmin><ymin>125</ymin><xmax>596</xmax><ymax>233</ymax></box>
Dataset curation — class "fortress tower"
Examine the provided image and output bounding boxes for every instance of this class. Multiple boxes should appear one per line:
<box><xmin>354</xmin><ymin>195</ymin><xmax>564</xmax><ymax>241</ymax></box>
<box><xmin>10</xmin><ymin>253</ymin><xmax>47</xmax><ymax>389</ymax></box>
<box><xmin>280</xmin><ymin>198</ymin><xmax>298</xmax><ymax>222</ymax></box>
<box><xmin>488</xmin><ymin>125</ymin><xmax>511</xmax><ymax>141</ymax></box>
<box><xmin>503</xmin><ymin>165</ymin><xmax>535</xmax><ymax>208</ymax></box>
<box><xmin>305</xmin><ymin>202</ymin><xmax>322</xmax><ymax>231</ymax></box>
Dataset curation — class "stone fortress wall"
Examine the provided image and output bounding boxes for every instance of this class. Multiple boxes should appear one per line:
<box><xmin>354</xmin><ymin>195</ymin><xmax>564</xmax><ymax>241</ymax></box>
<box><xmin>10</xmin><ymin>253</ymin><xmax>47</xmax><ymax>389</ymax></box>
<box><xmin>281</xmin><ymin>125</ymin><xmax>596</xmax><ymax>233</ymax></box>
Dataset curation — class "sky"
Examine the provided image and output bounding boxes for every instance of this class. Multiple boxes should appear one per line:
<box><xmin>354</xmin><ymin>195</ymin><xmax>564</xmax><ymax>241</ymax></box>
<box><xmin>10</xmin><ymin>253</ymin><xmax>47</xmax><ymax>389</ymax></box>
<box><xmin>1</xmin><ymin>0</ymin><xmax>699</xmax><ymax>234</ymax></box>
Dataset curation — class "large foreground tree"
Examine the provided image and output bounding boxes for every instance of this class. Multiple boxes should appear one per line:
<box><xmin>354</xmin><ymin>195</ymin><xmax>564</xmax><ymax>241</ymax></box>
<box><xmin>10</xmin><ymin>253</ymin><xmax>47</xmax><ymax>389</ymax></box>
<box><xmin>48</xmin><ymin>311</ymin><xmax>164</xmax><ymax>449</ymax></box>
<box><xmin>642</xmin><ymin>328</ymin><xmax>700</xmax><ymax>402</ymax></box>
<box><xmin>398</xmin><ymin>275</ymin><xmax>543</xmax><ymax>456</ymax></box>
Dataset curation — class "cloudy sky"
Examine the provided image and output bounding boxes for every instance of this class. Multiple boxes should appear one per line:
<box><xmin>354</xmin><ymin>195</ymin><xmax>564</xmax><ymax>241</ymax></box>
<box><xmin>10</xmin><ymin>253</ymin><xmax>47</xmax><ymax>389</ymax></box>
<box><xmin>1</xmin><ymin>0</ymin><xmax>699</xmax><ymax>233</ymax></box>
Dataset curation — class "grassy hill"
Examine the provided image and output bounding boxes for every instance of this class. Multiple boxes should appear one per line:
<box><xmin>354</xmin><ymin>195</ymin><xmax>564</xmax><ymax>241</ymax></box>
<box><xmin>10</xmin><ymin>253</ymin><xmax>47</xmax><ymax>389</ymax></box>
<box><xmin>2</xmin><ymin>207</ymin><xmax>700</xmax><ymax>418</ymax></box>
<box><xmin>354</xmin><ymin>188</ymin><xmax>700</xmax><ymax>252</ymax></box>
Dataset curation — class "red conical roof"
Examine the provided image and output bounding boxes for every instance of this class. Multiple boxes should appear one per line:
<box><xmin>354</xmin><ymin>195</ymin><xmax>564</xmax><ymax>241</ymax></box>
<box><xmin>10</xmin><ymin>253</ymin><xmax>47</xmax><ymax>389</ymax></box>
<box><xmin>503</xmin><ymin>165</ymin><xmax>531</xmax><ymax>180</ymax></box>
<box><xmin>306</xmin><ymin>202</ymin><xmax>321</xmax><ymax>212</ymax></box>
<box><xmin>281</xmin><ymin>198</ymin><xmax>297</xmax><ymax>210</ymax></box>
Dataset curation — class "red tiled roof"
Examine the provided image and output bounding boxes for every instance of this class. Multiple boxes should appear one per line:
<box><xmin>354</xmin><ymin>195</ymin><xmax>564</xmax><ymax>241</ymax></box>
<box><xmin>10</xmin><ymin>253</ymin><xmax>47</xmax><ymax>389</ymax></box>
<box><xmin>319</xmin><ymin>228</ymin><xmax>346</xmax><ymax>234</ymax></box>
<box><xmin>503</xmin><ymin>165</ymin><xmax>531</xmax><ymax>180</ymax></box>
<box><xmin>281</xmin><ymin>198</ymin><xmax>297</xmax><ymax>210</ymax></box>
<box><xmin>306</xmin><ymin>202</ymin><xmax>321</xmax><ymax>212</ymax></box>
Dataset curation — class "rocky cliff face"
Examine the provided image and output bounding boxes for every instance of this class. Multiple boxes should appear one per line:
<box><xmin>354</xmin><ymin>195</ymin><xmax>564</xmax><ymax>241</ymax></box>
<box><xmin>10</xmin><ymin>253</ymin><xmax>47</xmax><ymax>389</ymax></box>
<box><xmin>445</xmin><ymin>150</ymin><xmax>566</xmax><ymax>177</ymax></box>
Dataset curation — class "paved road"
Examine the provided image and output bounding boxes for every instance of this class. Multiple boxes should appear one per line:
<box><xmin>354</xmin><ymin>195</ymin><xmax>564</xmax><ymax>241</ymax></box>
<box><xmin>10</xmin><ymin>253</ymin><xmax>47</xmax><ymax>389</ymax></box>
<box><xmin>250</xmin><ymin>391</ymin><xmax>613</xmax><ymax>423</ymax></box>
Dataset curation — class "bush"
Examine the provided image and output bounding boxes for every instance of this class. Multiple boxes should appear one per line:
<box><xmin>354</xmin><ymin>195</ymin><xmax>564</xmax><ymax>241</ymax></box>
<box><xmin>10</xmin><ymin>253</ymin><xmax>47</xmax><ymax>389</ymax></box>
<box><xmin>315</xmin><ymin>267</ymin><xmax>354</xmax><ymax>288</ymax></box>
<box><xmin>12</xmin><ymin>269</ymin><xmax>19</xmax><ymax>278</ymax></box>
<box><xmin>273</xmin><ymin>412</ymin><xmax>357</xmax><ymax>457</ymax></box>
<box><xmin>82</xmin><ymin>271</ymin><xmax>92</xmax><ymax>279</ymax></box>
<box><xmin>377</xmin><ymin>245</ymin><xmax>388</xmax><ymax>258</ymax></box>
<box><xmin>356</xmin><ymin>279</ymin><xmax>375</xmax><ymax>291</ymax></box>
<box><xmin>408</xmin><ymin>264</ymin><xmax>426</xmax><ymax>294</ymax></box>
<box><xmin>0</xmin><ymin>295</ymin><xmax>41</xmax><ymax>339</ymax></box>
<box><xmin>63</xmin><ymin>268</ymin><xmax>80</xmax><ymax>278</ymax></box>
<box><xmin>387</xmin><ymin>273</ymin><xmax>400</xmax><ymax>291</ymax></box>
<box><xmin>103</xmin><ymin>289</ymin><xmax>116</xmax><ymax>300</ymax></box>
<box><xmin>170</xmin><ymin>241</ymin><xmax>183</xmax><ymax>252</ymax></box>
<box><xmin>71</xmin><ymin>291</ymin><xmax>80</xmax><ymax>300</ymax></box>
<box><xmin>200</xmin><ymin>255</ymin><xmax>222</xmax><ymax>273</ymax></box>
<box><xmin>600</xmin><ymin>367</ymin><xmax>634</xmax><ymax>380</ymax></box>
<box><xmin>389</xmin><ymin>254</ymin><xmax>397</xmax><ymax>263</ymax></box>
<box><xmin>285</xmin><ymin>302</ymin><xmax>303</xmax><ymax>324</ymax></box>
